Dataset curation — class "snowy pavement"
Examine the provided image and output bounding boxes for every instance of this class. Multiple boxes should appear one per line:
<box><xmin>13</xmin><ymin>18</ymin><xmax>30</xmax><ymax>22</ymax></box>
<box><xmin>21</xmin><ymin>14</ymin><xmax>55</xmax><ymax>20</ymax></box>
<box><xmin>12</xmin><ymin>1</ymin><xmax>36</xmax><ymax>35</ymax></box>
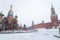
<box><xmin>0</xmin><ymin>28</ymin><xmax>60</xmax><ymax>40</ymax></box>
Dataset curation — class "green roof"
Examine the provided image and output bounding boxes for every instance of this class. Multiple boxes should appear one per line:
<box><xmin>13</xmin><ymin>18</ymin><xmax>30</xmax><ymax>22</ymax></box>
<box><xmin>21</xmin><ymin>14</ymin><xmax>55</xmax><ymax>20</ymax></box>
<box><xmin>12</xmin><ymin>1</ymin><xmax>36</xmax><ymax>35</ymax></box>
<box><xmin>0</xmin><ymin>13</ymin><xmax>4</xmax><ymax>16</ymax></box>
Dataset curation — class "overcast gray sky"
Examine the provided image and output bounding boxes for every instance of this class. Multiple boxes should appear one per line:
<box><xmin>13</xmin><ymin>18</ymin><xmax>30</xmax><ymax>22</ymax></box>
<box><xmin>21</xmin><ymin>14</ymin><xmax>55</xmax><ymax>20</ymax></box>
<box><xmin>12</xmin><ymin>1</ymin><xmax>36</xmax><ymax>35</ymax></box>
<box><xmin>0</xmin><ymin>0</ymin><xmax>60</xmax><ymax>26</ymax></box>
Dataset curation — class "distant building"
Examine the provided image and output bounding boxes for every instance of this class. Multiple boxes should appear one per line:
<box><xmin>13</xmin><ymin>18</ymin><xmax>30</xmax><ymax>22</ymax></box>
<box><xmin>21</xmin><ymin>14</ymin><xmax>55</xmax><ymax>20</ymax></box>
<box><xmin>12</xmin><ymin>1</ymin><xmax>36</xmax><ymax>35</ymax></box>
<box><xmin>0</xmin><ymin>5</ymin><xmax>19</xmax><ymax>31</ymax></box>
<box><xmin>32</xmin><ymin>5</ymin><xmax>60</xmax><ymax>28</ymax></box>
<box><xmin>0</xmin><ymin>5</ymin><xmax>60</xmax><ymax>31</ymax></box>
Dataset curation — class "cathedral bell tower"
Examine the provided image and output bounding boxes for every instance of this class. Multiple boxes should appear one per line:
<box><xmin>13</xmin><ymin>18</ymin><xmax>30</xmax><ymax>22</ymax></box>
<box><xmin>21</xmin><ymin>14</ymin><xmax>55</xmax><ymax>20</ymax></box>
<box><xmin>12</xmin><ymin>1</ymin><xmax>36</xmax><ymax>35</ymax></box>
<box><xmin>51</xmin><ymin>5</ymin><xmax>59</xmax><ymax>28</ymax></box>
<box><xmin>8</xmin><ymin>5</ymin><xmax>13</xmax><ymax>20</ymax></box>
<box><xmin>7</xmin><ymin>5</ymin><xmax>13</xmax><ymax>24</ymax></box>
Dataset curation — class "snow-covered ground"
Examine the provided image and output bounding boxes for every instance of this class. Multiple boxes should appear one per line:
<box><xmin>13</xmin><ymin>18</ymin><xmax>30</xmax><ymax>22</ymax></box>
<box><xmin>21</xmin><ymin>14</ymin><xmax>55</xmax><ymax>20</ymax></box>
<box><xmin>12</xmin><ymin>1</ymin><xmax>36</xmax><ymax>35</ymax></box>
<box><xmin>0</xmin><ymin>28</ymin><xmax>60</xmax><ymax>40</ymax></box>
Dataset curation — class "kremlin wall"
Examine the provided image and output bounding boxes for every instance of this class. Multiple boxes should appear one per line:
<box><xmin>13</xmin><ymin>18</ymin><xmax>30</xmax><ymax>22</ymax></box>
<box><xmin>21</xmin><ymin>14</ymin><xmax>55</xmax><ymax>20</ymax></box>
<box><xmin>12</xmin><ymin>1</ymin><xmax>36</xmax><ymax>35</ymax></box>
<box><xmin>0</xmin><ymin>5</ymin><xmax>60</xmax><ymax>31</ymax></box>
<box><xmin>32</xmin><ymin>5</ymin><xmax>60</xmax><ymax>29</ymax></box>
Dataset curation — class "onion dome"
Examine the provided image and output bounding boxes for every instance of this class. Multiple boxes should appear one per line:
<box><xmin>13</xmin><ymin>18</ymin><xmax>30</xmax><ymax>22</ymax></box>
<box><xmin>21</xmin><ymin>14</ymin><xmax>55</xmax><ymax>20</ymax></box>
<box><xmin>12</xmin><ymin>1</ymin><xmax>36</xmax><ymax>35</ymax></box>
<box><xmin>15</xmin><ymin>15</ymin><xmax>18</xmax><ymax>18</ymax></box>
<box><xmin>8</xmin><ymin>5</ymin><xmax>13</xmax><ymax>16</ymax></box>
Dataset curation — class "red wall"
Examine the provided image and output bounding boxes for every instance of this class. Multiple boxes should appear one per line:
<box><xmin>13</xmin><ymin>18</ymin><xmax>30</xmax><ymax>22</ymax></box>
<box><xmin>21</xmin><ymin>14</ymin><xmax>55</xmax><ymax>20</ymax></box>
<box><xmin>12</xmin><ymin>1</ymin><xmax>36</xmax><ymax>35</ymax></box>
<box><xmin>33</xmin><ymin>23</ymin><xmax>52</xmax><ymax>28</ymax></box>
<box><xmin>59</xmin><ymin>22</ymin><xmax>60</xmax><ymax>24</ymax></box>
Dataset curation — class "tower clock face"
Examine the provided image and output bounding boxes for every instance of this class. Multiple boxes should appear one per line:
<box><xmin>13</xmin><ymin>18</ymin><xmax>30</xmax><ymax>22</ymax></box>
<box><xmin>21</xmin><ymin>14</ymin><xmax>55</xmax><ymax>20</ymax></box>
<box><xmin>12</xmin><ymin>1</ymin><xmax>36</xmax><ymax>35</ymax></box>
<box><xmin>52</xmin><ymin>22</ymin><xmax>57</xmax><ymax>26</ymax></box>
<box><xmin>52</xmin><ymin>16</ymin><xmax>56</xmax><ymax>20</ymax></box>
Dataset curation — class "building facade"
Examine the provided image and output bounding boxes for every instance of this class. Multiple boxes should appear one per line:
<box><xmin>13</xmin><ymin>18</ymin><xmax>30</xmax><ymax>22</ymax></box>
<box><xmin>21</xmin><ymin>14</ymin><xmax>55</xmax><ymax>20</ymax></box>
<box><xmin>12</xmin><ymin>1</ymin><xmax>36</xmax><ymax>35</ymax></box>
<box><xmin>0</xmin><ymin>5</ymin><xmax>60</xmax><ymax>31</ymax></box>
<box><xmin>0</xmin><ymin>5</ymin><xmax>19</xmax><ymax>31</ymax></box>
<box><xmin>32</xmin><ymin>5</ymin><xmax>60</xmax><ymax>28</ymax></box>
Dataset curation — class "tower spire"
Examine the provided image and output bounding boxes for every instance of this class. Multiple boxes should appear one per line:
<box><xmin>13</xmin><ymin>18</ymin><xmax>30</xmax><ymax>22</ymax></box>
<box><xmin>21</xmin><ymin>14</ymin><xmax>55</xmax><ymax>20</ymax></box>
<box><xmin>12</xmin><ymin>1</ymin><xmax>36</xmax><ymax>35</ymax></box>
<box><xmin>51</xmin><ymin>5</ymin><xmax>55</xmax><ymax>14</ymax></box>
<box><xmin>32</xmin><ymin>21</ymin><xmax>34</xmax><ymax>27</ymax></box>
<box><xmin>51</xmin><ymin>5</ymin><xmax>58</xmax><ymax>27</ymax></box>
<box><xmin>8</xmin><ymin>5</ymin><xmax>13</xmax><ymax>16</ymax></box>
<box><xmin>10</xmin><ymin>5</ymin><xmax>12</xmax><ymax>12</ymax></box>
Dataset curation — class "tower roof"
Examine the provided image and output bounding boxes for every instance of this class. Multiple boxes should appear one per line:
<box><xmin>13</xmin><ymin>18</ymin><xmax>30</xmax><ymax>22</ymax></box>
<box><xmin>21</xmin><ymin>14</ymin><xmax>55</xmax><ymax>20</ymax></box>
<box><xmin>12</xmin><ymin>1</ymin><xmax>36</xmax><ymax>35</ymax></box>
<box><xmin>15</xmin><ymin>15</ymin><xmax>18</xmax><ymax>18</ymax></box>
<box><xmin>51</xmin><ymin>5</ymin><xmax>56</xmax><ymax>14</ymax></box>
<box><xmin>9</xmin><ymin>5</ymin><xmax>13</xmax><ymax>12</ymax></box>
<box><xmin>32</xmin><ymin>21</ymin><xmax>34</xmax><ymax>26</ymax></box>
<box><xmin>51</xmin><ymin>5</ymin><xmax>54</xmax><ymax>10</ymax></box>
<box><xmin>51</xmin><ymin>5</ymin><xmax>57</xmax><ymax>17</ymax></box>
<box><xmin>8</xmin><ymin>5</ymin><xmax>13</xmax><ymax>16</ymax></box>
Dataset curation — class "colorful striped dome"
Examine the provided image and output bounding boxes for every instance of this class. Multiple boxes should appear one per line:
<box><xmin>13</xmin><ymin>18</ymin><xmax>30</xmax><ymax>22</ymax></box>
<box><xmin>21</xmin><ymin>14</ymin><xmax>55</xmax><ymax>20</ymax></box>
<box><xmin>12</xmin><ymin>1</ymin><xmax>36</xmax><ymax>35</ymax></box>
<box><xmin>8</xmin><ymin>5</ymin><xmax>13</xmax><ymax>16</ymax></box>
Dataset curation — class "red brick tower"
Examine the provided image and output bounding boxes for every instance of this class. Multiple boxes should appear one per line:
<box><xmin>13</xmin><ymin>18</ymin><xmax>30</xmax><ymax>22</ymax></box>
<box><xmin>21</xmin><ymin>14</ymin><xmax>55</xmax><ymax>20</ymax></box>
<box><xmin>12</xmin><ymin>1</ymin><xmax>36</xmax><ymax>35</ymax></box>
<box><xmin>51</xmin><ymin>5</ymin><xmax>59</xmax><ymax>28</ymax></box>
